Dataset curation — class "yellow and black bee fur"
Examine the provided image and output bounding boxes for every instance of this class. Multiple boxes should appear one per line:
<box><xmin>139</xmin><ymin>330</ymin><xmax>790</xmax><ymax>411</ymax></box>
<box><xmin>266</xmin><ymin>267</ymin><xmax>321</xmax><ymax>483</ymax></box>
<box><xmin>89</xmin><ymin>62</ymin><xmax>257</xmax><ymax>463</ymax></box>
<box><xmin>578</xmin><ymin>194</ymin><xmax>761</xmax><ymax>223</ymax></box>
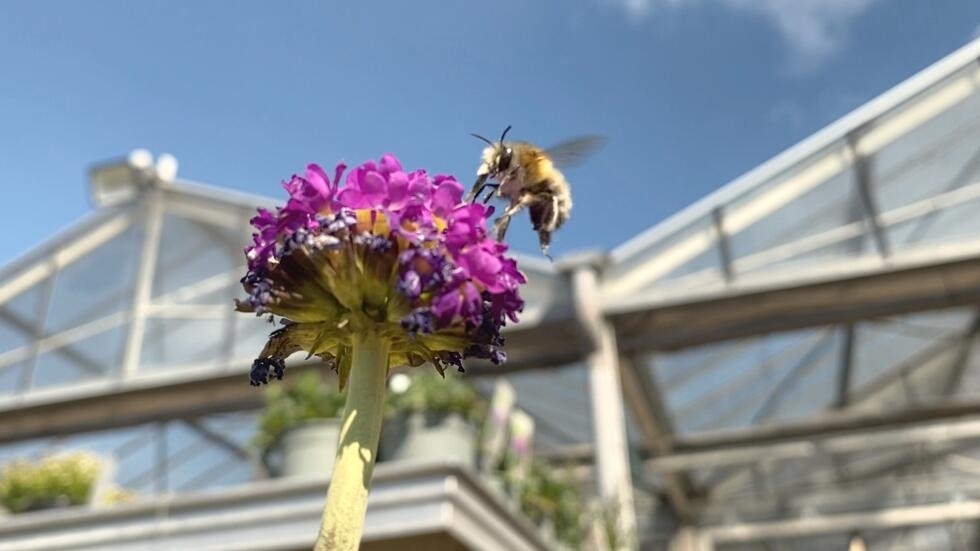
<box><xmin>466</xmin><ymin>126</ymin><xmax>604</xmax><ymax>259</ymax></box>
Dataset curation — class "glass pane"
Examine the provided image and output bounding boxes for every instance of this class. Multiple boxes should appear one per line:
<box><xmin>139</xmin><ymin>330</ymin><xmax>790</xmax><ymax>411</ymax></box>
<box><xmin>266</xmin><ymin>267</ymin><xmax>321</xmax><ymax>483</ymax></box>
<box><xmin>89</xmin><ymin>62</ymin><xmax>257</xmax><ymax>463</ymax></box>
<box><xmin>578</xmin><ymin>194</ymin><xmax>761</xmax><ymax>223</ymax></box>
<box><xmin>169</xmin><ymin>415</ymin><xmax>256</xmax><ymax>491</ymax></box>
<box><xmin>850</xmin><ymin>311</ymin><xmax>968</xmax><ymax>393</ymax></box>
<box><xmin>0</xmin><ymin>310</ymin><xmax>31</xmax><ymax>356</ymax></box>
<box><xmin>472</xmin><ymin>363</ymin><xmax>593</xmax><ymax>451</ymax></box>
<box><xmin>0</xmin><ymin>361</ymin><xmax>25</xmax><ymax>397</ymax></box>
<box><xmin>610</xmin><ymin>213</ymin><xmax>723</xmax><ymax>295</ymax></box>
<box><xmin>140</xmin><ymin>317</ymin><xmax>227</xmax><ymax>372</ymax></box>
<box><xmin>2</xmin><ymin>281</ymin><xmax>43</xmax><ymax>325</ymax></box>
<box><xmin>873</xmin><ymin>82</ymin><xmax>980</xmax><ymax>214</ymax></box>
<box><xmin>32</xmin><ymin>349</ymin><xmax>92</xmax><ymax>389</ymax></box>
<box><xmin>654</xmin><ymin>328</ymin><xmax>838</xmax><ymax>435</ymax></box>
<box><xmin>727</xmin><ymin>159</ymin><xmax>872</xmax><ymax>279</ymax></box>
<box><xmin>152</xmin><ymin>214</ymin><xmax>241</xmax><ymax>303</ymax></box>
<box><xmin>889</xmin><ymin>198</ymin><xmax>980</xmax><ymax>249</ymax></box>
<box><xmin>0</xmin><ymin>283</ymin><xmax>46</xmax><ymax>375</ymax></box>
<box><xmin>44</xmin><ymin>226</ymin><xmax>141</xmax><ymax>334</ymax></box>
<box><xmin>31</xmin><ymin>326</ymin><xmax>124</xmax><ymax>389</ymax></box>
<box><xmin>231</xmin><ymin>315</ymin><xmax>274</xmax><ymax>364</ymax></box>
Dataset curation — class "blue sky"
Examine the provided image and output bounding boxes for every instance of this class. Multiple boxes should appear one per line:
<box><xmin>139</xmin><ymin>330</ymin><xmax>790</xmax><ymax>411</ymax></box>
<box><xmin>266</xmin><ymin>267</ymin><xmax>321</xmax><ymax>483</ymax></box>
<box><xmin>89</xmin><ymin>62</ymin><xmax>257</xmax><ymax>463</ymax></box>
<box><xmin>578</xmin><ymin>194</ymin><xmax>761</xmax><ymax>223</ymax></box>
<box><xmin>1</xmin><ymin>0</ymin><xmax>979</xmax><ymax>265</ymax></box>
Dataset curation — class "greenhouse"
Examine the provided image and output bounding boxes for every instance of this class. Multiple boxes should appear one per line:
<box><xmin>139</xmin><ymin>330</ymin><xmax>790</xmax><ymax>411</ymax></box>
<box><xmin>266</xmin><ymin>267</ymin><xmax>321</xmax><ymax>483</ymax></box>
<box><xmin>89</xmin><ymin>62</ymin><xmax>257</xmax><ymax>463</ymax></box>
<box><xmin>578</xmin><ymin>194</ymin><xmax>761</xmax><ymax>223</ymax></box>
<box><xmin>1</xmin><ymin>36</ymin><xmax>980</xmax><ymax>551</ymax></box>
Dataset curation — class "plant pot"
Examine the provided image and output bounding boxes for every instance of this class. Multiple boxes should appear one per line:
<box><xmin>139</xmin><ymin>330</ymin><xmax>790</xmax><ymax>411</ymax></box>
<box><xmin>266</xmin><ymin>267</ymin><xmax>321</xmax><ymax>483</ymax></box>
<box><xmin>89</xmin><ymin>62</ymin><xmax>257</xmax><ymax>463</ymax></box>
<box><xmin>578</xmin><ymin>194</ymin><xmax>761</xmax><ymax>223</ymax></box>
<box><xmin>380</xmin><ymin>411</ymin><xmax>475</xmax><ymax>467</ymax></box>
<box><xmin>265</xmin><ymin>419</ymin><xmax>341</xmax><ymax>478</ymax></box>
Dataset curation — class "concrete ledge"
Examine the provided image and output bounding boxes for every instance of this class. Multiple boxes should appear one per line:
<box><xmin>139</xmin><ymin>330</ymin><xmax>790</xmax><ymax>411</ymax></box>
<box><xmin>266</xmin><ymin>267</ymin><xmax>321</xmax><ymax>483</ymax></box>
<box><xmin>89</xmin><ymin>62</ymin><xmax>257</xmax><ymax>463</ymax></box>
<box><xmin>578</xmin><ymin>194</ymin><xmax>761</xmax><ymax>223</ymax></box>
<box><xmin>0</xmin><ymin>461</ymin><xmax>553</xmax><ymax>551</ymax></box>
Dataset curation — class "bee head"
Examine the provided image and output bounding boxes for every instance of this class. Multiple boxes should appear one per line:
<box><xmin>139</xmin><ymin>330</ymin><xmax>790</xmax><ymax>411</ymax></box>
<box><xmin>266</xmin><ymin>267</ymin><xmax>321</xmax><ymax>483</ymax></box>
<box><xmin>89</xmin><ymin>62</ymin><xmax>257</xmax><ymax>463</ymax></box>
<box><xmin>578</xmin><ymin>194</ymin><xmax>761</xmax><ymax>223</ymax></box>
<box><xmin>472</xmin><ymin>125</ymin><xmax>514</xmax><ymax>177</ymax></box>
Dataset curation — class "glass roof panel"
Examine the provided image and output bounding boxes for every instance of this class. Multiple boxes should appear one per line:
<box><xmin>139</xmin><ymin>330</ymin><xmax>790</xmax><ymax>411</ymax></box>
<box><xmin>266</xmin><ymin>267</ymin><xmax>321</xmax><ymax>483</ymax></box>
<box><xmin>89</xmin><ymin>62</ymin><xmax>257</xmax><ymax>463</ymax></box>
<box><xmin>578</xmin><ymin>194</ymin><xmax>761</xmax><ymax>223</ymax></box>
<box><xmin>31</xmin><ymin>325</ymin><xmax>123</xmax><ymax>389</ymax></box>
<box><xmin>649</xmin><ymin>327</ymin><xmax>840</xmax><ymax>435</ymax></box>
<box><xmin>1</xmin><ymin>279</ymin><xmax>44</xmax><ymax>324</ymax></box>
<box><xmin>873</xmin><ymin>72</ymin><xmax>980</xmax><ymax>215</ymax></box>
<box><xmin>0</xmin><ymin>360</ymin><xmax>25</xmax><ymax>397</ymax></box>
<box><xmin>849</xmin><ymin>310</ymin><xmax>971</xmax><ymax>394</ymax></box>
<box><xmin>472</xmin><ymin>363</ymin><xmax>595</xmax><ymax>451</ymax></box>
<box><xmin>139</xmin><ymin>317</ymin><xmax>230</xmax><ymax>372</ymax></box>
<box><xmin>44</xmin><ymin>225</ymin><xmax>141</xmax><ymax>335</ymax></box>
<box><xmin>152</xmin><ymin>212</ymin><xmax>241</xmax><ymax>302</ymax></box>
<box><xmin>726</xmin><ymin>156</ymin><xmax>873</xmax><ymax>278</ymax></box>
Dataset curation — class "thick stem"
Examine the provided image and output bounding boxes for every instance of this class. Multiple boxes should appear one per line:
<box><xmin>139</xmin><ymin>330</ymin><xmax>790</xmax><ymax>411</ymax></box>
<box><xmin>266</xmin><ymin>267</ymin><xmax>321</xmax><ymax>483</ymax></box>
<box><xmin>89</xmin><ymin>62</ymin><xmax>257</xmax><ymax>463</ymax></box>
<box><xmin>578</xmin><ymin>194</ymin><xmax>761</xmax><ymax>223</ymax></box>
<box><xmin>315</xmin><ymin>332</ymin><xmax>390</xmax><ymax>551</ymax></box>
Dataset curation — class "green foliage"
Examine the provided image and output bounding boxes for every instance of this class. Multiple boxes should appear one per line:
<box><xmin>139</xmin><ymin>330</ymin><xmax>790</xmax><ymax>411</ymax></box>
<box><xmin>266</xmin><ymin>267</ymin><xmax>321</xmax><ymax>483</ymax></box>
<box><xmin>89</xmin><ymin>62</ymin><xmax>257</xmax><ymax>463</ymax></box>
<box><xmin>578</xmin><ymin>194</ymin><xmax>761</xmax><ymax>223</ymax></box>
<box><xmin>254</xmin><ymin>370</ymin><xmax>347</xmax><ymax>453</ymax></box>
<box><xmin>596</xmin><ymin>497</ymin><xmax>635</xmax><ymax>551</ymax></box>
<box><xmin>0</xmin><ymin>452</ymin><xmax>103</xmax><ymax>513</ymax></box>
<box><xmin>514</xmin><ymin>460</ymin><xmax>587</xmax><ymax>548</ymax></box>
<box><xmin>385</xmin><ymin>370</ymin><xmax>484</xmax><ymax>421</ymax></box>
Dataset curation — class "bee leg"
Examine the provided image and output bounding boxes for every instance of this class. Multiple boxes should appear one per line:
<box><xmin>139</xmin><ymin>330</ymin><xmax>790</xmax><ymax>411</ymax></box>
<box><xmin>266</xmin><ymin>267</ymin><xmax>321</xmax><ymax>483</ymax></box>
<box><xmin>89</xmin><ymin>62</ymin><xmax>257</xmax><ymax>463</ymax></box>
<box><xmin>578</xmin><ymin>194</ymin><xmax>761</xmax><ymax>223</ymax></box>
<box><xmin>493</xmin><ymin>193</ymin><xmax>533</xmax><ymax>241</ymax></box>
<box><xmin>465</xmin><ymin>174</ymin><xmax>489</xmax><ymax>203</ymax></box>
<box><xmin>537</xmin><ymin>231</ymin><xmax>554</xmax><ymax>261</ymax></box>
<box><xmin>493</xmin><ymin>213</ymin><xmax>513</xmax><ymax>241</ymax></box>
<box><xmin>529</xmin><ymin>193</ymin><xmax>559</xmax><ymax>260</ymax></box>
<box><xmin>480</xmin><ymin>183</ymin><xmax>499</xmax><ymax>204</ymax></box>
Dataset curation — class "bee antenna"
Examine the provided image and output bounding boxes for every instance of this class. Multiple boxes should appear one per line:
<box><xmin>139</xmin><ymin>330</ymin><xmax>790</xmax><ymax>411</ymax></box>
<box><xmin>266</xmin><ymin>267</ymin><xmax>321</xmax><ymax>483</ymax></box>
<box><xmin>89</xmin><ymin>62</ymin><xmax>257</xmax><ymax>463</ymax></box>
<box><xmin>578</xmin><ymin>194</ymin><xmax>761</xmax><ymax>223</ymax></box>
<box><xmin>499</xmin><ymin>125</ymin><xmax>512</xmax><ymax>143</ymax></box>
<box><xmin>470</xmin><ymin>133</ymin><xmax>494</xmax><ymax>146</ymax></box>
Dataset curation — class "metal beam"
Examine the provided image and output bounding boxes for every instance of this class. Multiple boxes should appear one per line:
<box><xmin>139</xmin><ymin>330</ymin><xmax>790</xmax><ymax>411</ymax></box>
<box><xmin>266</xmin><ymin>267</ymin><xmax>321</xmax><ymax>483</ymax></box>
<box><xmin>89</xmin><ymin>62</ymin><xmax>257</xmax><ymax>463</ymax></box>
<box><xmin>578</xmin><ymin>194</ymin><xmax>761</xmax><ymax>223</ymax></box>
<box><xmin>943</xmin><ymin>310</ymin><xmax>980</xmax><ymax>396</ymax></box>
<box><xmin>121</xmin><ymin>191</ymin><xmax>165</xmax><ymax>378</ymax></box>
<box><xmin>651</xmin><ymin>403</ymin><xmax>980</xmax><ymax>472</ymax></box>
<box><xmin>465</xmin><ymin>320</ymin><xmax>589</xmax><ymax>376</ymax></box>
<box><xmin>611</xmin><ymin>246</ymin><xmax>980</xmax><ymax>352</ymax></box>
<box><xmin>572</xmin><ymin>265</ymin><xmax>637</xmax><ymax>543</ymax></box>
<box><xmin>639</xmin><ymin>174</ymin><xmax>980</xmax><ymax>291</ymax></box>
<box><xmin>671</xmin><ymin>397</ymin><xmax>980</xmax><ymax>452</ymax></box>
<box><xmin>0</xmin><ymin>313</ymin><xmax>586</xmax><ymax>445</ymax></box>
<box><xmin>698</xmin><ymin>441</ymin><xmax>980</xmax><ymax>522</ymax></box>
<box><xmin>19</xmin><ymin>272</ymin><xmax>57</xmax><ymax>391</ymax></box>
<box><xmin>706</xmin><ymin>500</ymin><xmax>980</xmax><ymax>544</ymax></box>
<box><xmin>619</xmin><ymin>355</ymin><xmax>697</xmax><ymax>521</ymax></box>
<box><xmin>845</xmin><ymin>131</ymin><xmax>891</xmax><ymax>258</ymax></box>
<box><xmin>0</xmin><ymin>212</ymin><xmax>134</xmax><ymax>309</ymax></box>
<box><xmin>608</xmin><ymin>53</ymin><xmax>980</xmax><ymax>291</ymax></box>
<box><xmin>710</xmin><ymin>208</ymin><xmax>734</xmax><ymax>283</ymax></box>
<box><xmin>0</xmin><ymin>362</ymin><xmax>282</xmax><ymax>445</ymax></box>
<box><xmin>835</xmin><ymin>323</ymin><xmax>856</xmax><ymax>408</ymax></box>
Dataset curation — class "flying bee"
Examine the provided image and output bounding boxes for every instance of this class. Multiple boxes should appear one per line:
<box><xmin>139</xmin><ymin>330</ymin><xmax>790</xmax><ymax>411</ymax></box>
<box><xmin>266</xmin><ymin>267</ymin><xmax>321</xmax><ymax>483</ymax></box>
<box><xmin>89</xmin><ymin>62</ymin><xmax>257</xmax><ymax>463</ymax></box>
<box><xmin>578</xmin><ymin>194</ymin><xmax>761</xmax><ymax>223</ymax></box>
<box><xmin>466</xmin><ymin>125</ymin><xmax>605</xmax><ymax>259</ymax></box>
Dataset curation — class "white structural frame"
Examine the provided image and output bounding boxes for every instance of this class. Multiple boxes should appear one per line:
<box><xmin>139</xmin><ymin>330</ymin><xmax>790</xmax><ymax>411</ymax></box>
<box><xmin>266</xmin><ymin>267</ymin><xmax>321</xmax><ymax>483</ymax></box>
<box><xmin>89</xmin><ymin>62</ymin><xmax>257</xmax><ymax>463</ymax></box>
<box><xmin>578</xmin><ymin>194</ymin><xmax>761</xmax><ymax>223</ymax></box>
<box><xmin>1</xmin><ymin>36</ymin><xmax>980</xmax><ymax>551</ymax></box>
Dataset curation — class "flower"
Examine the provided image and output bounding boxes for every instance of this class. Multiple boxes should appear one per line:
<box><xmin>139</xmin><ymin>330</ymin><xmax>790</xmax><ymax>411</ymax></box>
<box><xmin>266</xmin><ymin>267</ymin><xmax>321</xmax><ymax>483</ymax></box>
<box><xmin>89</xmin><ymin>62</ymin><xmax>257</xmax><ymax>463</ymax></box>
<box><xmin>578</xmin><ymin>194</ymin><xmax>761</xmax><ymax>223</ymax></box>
<box><xmin>237</xmin><ymin>154</ymin><xmax>526</xmax><ymax>387</ymax></box>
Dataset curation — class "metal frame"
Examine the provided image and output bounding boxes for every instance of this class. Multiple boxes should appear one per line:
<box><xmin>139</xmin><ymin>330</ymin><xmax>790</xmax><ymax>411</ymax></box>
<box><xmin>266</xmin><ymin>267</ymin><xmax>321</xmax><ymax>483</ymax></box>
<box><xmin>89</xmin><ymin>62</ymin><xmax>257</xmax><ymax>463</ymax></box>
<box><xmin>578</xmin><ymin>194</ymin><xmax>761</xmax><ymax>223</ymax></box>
<box><xmin>3</xmin><ymin>37</ymin><xmax>980</xmax><ymax>550</ymax></box>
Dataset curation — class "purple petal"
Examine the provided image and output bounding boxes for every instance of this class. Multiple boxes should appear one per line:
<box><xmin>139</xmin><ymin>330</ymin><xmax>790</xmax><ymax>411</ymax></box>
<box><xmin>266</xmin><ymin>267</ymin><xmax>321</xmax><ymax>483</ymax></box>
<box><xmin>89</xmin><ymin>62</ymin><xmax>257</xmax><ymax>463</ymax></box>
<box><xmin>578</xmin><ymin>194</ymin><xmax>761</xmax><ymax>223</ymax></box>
<box><xmin>385</xmin><ymin>171</ymin><xmax>410</xmax><ymax>210</ymax></box>
<box><xmin>431</xmin><ymin>289</ymin><xmax>461</xmax><ymax>326</ymax></box>
<box><xmin>406</xmin><ymin>171</ymin><xmax>432</xmax><ymax>206</ymax></box>
<box><xmin>458</xmin><ymin>282</ymin><xmax>482</xmax><ymax>324</ymax></box>
<box><xmin>305</xmin><ymin>164</ymin><xmax>332</xmax><ymax>195</ymax></box>
<box><xmin>432</xmin><ymin>178</ymin><xmax>464</xmax><ymax>217</ymax></box>
<box><xmin>379</xmin><ymin>154</ymin><xmax>402</xmax><ymax>175</ymax></box>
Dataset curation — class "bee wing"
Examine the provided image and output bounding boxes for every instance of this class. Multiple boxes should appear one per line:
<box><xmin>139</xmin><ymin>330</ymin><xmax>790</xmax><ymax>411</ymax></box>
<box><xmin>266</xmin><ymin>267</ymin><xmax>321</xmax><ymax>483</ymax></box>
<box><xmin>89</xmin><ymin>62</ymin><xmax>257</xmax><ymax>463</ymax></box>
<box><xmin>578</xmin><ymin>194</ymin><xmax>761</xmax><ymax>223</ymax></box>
<box><xmin>544</xmin><ymin>135</ymin><xmax>606</xmax><ymax>168</ymax></box>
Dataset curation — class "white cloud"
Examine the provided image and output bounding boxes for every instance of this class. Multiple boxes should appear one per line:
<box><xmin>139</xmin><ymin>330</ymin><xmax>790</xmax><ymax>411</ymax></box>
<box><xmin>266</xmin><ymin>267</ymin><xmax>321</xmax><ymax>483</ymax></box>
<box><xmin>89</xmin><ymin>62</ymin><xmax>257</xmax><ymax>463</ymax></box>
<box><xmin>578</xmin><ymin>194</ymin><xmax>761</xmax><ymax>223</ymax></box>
<box><xmin>609</xmin><ymin>0</ymin><xmax>881</xmax><ymax>72</ymax></box>
<box><xmin>605</xmin><ymin>0</ymin><xmax>689</xmax><ymax>21</ymax></box>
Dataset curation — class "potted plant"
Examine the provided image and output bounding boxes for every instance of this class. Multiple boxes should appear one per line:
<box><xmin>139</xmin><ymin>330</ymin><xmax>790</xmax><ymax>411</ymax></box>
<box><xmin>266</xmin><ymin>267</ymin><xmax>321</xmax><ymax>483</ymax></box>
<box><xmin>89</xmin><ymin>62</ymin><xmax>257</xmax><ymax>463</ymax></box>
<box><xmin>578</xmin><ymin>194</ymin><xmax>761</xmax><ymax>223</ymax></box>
<box><xmin>380</xmin><ymin>370</ymin><xmax>484</xmax><ymax>467</ymax></box>
<box><xmin>514</xmin><ymin>460</ymin><xmax>587</xmax><ymax>550</ymax></box>
<box><xmin>255</xmin><ymin>370</ymin><xmax>347</xmax><ymax>478</ymax></box>
<box><xmin>0</xmin><ymin>451</ymin><xmax>104</xmax><ymax>514</ymax></box>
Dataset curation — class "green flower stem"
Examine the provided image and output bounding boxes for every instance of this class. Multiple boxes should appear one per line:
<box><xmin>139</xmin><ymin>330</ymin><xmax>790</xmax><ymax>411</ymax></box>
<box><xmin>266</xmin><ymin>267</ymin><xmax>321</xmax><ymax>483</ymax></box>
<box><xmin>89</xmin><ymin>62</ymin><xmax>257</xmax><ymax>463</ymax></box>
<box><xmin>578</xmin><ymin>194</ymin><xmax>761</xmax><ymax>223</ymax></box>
<box><xmin>315</xmin><ymin>332</ymin><xmax>391</xmax><ymax>551</ymax></box>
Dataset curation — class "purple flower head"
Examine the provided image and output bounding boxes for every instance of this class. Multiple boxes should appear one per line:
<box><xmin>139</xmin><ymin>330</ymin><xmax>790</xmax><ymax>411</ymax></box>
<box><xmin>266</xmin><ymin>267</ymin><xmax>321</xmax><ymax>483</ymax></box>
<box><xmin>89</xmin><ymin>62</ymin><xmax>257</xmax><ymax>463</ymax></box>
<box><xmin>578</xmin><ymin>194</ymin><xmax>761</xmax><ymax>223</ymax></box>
<box><xmin>237</xmin><ymin>154</ymin><xmax>526</xmax><ymax>386</ymax></box>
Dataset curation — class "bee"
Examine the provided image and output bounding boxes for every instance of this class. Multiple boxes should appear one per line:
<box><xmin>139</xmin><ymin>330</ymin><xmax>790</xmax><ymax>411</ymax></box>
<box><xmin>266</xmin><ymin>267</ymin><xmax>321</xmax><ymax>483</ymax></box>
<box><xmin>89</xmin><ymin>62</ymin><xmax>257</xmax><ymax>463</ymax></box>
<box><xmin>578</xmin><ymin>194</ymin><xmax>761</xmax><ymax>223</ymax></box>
<box><xmin>466</xmin><ymin>125</ymin><xmax>605</xmax><ymax>259</ymax></box>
